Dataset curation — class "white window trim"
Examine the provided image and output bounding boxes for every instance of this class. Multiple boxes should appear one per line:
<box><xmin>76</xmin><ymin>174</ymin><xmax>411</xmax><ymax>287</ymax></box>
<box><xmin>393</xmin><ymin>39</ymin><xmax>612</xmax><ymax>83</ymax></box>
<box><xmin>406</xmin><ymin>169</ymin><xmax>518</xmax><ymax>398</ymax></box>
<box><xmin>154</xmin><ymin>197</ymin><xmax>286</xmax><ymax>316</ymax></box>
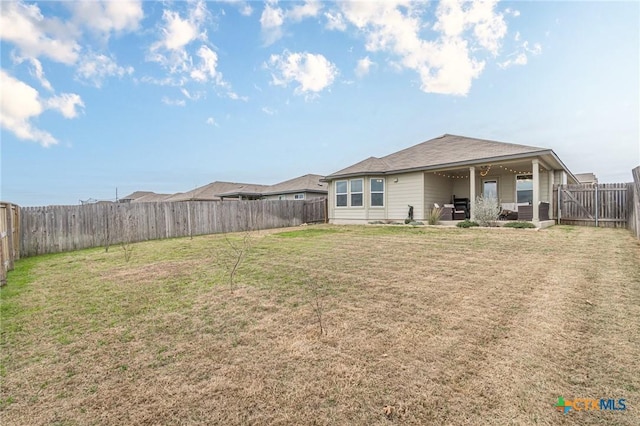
<box><xmin>294</xmin><ymin>193</ymin><xmax>305</xmax><ymax>200</ymax></box>
<box><xmin>481</xmin><ymin>178</ymin><xmax>498</xmax><ymax>200</ymax></box>
<box><xmin>370</xmin><ymin>177</ymin><xmax>385</xmax><ymax>208</ymax></box>
<box><xmin>335</xmin><ymin>180</ymin><xmax>348</xmax><ymax>208</ymax></box>
<box><xmin>350</xmin><ymin>178</ymin><xmax>364</xmax><ymax>208</ymax></box>
<box><xmin>335</xmin><ymin>179</ymin><xmax>366</xmax><ymax>208</ymax></box>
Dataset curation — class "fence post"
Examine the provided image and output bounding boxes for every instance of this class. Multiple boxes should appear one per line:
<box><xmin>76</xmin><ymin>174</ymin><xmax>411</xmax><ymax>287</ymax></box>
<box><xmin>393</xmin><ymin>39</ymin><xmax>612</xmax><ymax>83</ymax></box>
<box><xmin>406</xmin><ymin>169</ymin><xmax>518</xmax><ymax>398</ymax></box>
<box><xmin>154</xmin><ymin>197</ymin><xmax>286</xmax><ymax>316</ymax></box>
<box><xmin>595</xmin><ymin>184</ymin><xmax>599</xmax><ymax>227</ymax></box>
<box><xmin>557</xmin><ymin>185</ymin><xmax>562</xmax><ymax>224</ymax></box>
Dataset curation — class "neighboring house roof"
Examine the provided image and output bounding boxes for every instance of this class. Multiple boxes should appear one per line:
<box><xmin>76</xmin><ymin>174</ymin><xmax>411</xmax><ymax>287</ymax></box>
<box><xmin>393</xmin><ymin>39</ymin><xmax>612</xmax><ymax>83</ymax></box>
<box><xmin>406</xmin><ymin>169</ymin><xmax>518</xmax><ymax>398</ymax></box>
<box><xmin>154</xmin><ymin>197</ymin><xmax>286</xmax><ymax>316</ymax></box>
<box><xmin>575</xmin><ymin>173</ymin><xmax>598</xmax><ymax>184</ymax></box>
<box><xmin>261</xmin><ymin>174</ymin><xmax>328</xmax><ymax>196</ymax></box>
<box><xmin>123</xmin><ymin>174</ymin><xmax>328</xmax><ymax>203</ymax></box>
<box><xmin>164</xmin><ymin>181</ymin><xmax>270</xmax><ymax>202</ymax></box>
<box><xmin>325</xmin><ymin>134</ymin><xmax>566</xmax><ymax>179</ymax></box>
<box><xmin>119</xmin><ymin>191</ymin><xmax>154</xmax><ymax>201</ymax></box>
<box><xmin>132</xmin><ymin>193</ymin><xmax>174</xmax><ymax>202</ymax></box>
<box><xmin>216</xmin><ymin>174</ymin><xmax>327</xmax><ymax>198</ymax></box>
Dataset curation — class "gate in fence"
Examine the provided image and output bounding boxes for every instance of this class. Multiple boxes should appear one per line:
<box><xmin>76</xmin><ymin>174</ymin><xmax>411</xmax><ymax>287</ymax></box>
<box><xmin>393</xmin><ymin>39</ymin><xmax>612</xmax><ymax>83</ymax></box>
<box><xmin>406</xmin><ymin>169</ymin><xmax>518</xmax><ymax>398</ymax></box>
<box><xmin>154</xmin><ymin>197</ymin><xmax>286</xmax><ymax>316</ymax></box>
<box><xmin>554</xmin><ymin>183</ymin><xmax>629</xmax><ymax>228</ymax></box>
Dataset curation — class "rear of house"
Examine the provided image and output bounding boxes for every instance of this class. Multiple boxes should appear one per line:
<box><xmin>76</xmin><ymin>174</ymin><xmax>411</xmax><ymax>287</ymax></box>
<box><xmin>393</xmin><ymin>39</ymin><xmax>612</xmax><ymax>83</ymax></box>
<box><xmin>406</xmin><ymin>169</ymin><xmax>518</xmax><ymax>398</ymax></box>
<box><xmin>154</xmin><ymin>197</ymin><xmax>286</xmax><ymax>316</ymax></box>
<box><xmin>324</xmin><ymin>134</ymin><xmax>578</xmax><ymax>224</ymax></box>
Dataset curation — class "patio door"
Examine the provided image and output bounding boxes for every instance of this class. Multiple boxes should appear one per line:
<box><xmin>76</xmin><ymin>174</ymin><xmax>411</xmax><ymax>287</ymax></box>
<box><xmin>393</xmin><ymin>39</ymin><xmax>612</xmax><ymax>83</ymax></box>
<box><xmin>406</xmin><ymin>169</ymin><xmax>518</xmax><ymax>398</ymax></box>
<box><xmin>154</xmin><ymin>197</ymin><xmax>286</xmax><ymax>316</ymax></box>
<box><xmin>483</xmin><ymin>179</ymin><xmax>498</xmax><ymax>199</ymax></box>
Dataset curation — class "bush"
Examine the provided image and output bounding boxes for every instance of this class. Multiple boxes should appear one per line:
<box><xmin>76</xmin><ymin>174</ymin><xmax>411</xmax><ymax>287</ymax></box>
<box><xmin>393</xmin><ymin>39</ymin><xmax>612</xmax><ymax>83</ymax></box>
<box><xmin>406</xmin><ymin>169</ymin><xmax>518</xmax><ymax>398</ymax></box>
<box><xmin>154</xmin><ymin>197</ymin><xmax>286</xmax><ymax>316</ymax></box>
<box><xmin>503</xmin><ymin>221</ymin><xmax>536</xmax><ymax>229</ymax></box>
<box><xmin>456</xmin><ymin>220</ymin><xmax>479</xmax><ymax>228</ymax></box>
<box><xmin>474</xmin><ymin>195</ymin><xmax>500</xmax><ymax>227</ymax></box>
<box><xmin>427</xmin><ymin>207</ymin><xmax>443</xmax><ymax>225</ymax></box>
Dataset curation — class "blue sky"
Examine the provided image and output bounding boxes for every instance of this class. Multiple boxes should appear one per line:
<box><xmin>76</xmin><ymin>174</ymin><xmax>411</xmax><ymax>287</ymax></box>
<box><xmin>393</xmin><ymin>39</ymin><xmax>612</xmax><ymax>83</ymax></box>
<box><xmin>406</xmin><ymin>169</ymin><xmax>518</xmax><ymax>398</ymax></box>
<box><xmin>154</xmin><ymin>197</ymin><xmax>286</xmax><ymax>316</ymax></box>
<box><xmin>1</xmin><ymin>0</ymin><xmax>638</xmax><ymax>206</ymax></box>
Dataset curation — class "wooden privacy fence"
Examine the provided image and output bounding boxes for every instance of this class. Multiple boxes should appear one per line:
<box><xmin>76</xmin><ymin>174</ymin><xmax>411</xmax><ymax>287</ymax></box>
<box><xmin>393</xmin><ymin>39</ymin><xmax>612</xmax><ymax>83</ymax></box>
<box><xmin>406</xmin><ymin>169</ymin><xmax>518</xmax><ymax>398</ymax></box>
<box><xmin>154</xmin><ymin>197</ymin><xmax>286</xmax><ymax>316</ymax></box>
<box><xmin>628</xmin><ymin>166</ymin><xmax>640</xmax><ymax>239</ymax></box>
<box><xmin>1</xmin><ymin>202</ymin><xmax>20</xmax><ymax>286</ymax></box>
<box><xmin>554</xmin><ymin>183</ymin><xmax>629</xmax><ymax>228</ymax></box>
<box><xmin>20</xmin><ymin>199</ymin><xmax>326</xmax><ymax>257</ymax></box>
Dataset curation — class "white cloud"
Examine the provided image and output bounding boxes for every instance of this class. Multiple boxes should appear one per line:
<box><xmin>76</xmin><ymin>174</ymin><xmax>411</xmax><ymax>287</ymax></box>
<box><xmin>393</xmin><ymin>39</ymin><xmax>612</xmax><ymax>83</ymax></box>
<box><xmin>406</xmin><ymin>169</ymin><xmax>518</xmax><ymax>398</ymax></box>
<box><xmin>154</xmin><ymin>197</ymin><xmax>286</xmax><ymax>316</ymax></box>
<box><xmin>267</xmin><ymin>51</ymin><xmax>338</xmax><ymax>96</ymax></box>
<box><xmin>260</xmin><ymin>1</ymin><xmax>285</xmax><ymax>45</ymax></box>
<box><xmin>44</xmin><ymin>93</ymin><xmax>85</xmax><ymax>119</ymax></box>
<box><xmin>147</xmin><ymin>2</ymin><xmax>239</xmax><ymax>99</ymax></box>
<box><xmin>205</xmin><ymin>117</ymin><xmax>219</xmax><ymax>126</ymax></box>
<box><xmin>262</xmin><ymin>107</ymin><xmax>276</xmax><ymax>115</ymax></box>
<box><xmin>0</xmin><ymin>69</ymin><xmax>83</xmax><ymax>147</ymax></box>
<box><xmin>219</xmin><ymin>0</ymin><xmax>253</xmax><ymax>16</ymax></box>
<box><xmin>498</xmin><ymin>41</ymin><xmax>542</xmax><ymax>69</ymax></box>
<box><xmin>76</xmin><ymin>52</ymin><xmax>134</xmax><ymax>87</ymax></box>
<box><xmin>161</xmin><ymin>96</ymin><xmax>186</xmax><ymax>107</ymax></box>
<box><xmin>324</xmin><ymin>11</ymin><xmax>347</xmax><ymax>31</ymax></box>
<box><xmin>0</xmin><ymin>1</ymin><xmax>80</xmax><ymax>65</ymax></box>
<box><xmin>190</xmin><ymin>46</ymin><xmax>223</xmax><ymax>84</ymax></box>
<box><xmin>337</xmin><ymin>0</ymin><xmax>509</xmax><ymax>96</ymax></box>
<box><xmin>260</xmin><ymin>0</ymin><xmax>323</xmax><ymax>44</ymax></box>
<box><xmin>355</xmin><ymin>56</ymin><xmax>373</xmax><ymax>78</ymax></box>
<box><xmin>11</xmin><ymin>55</ymin><xmax>54</xmax><ymax>92</ymax></box>
<box><xmin>27</xmin><ymin>58</ymin><xmax>53</xmax><ymax>92</ymax></box>
<box><xmin>68</xmin><ymin>0</ymin><xmax>143</xmax><ymax>38</ymax></box>
<box><xmin>288</xmin><ymin>1</ymin><xmax>322</xmax><ymax>22</ymax></box>
<box><xmin>180</xmin><ymin>88</ymin><xmax>204</xmax><ymax>101</ymax></box>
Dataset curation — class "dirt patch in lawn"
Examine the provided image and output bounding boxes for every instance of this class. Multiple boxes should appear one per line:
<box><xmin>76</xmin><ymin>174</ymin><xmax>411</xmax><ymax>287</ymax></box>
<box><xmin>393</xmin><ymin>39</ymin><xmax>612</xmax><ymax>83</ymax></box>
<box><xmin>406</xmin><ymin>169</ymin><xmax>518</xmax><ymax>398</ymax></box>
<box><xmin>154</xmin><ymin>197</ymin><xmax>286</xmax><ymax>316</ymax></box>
<box><xmin>1</xmin><ymin>225</ymin><xmax>639</xmax><ymax>425</ymax></box>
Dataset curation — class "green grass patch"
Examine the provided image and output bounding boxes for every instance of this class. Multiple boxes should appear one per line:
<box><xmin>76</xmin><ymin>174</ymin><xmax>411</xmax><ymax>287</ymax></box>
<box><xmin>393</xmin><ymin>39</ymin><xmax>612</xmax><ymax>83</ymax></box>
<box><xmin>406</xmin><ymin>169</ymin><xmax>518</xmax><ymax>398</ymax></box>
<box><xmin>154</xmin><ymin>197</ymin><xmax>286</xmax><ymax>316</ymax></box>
<box><xmin>274</xmin><ymin>227</ymin><xmax>342</xmax><ymax>238</ymax></box>
<box><xmin>503</xmin><ymin>221</ymin><xmax>536</xmax><ymax>229</ymax></box>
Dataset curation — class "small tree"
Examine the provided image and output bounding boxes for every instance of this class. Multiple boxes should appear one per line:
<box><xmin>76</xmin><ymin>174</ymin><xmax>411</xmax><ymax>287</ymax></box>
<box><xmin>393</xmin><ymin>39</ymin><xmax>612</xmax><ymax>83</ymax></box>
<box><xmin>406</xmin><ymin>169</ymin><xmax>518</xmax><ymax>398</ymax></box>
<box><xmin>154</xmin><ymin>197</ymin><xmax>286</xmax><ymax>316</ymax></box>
<box><xmin>473</xmin><ymin>195</ymin><xmax>500</xmax><ymax>227</ymax></box>
<box><xmin>121</xmin><ymin>214</ymin><xmax>135</xmax><ymax>262</ymax></box>
<box><xmin>306</xmin><ymin>279</ymin><xmax>326</xmax><ymax>336</ymax></box>
<box><xmin>223</xmin><ymin>231</ymin><xmax>253</xmax><ymax>292</ymax></box>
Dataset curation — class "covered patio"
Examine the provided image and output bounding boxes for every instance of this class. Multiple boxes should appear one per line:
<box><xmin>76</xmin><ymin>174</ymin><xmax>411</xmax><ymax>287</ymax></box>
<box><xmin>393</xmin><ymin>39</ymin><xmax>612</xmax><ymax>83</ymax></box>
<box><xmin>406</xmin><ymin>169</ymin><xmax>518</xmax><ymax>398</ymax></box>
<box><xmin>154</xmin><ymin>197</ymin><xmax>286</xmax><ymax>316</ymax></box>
<box><xmin>424</xmin><ymin>157</ymin><xmax>569</xmax><ymax>224</ymax></box>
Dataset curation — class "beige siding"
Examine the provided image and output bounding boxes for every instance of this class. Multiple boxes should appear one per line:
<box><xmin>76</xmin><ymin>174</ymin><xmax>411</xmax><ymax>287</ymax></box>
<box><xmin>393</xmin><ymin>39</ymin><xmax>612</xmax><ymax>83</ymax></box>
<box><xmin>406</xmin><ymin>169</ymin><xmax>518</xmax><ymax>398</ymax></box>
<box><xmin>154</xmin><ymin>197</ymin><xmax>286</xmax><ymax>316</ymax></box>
<box><xmin>328</xmin><ymin>177</ymin><xmax>386</xmax><ymax>223</ymax></box>
<box><xmin>387</xmin><ymin>172</ymin><xmax>424</xmax><ymax>220</ymax></box>
<box><xmin>452</xmin><ymin>179</ymin><xmax>470</xmax><ymax>199</ymax></box>
<box><xmin>539</xmin><ymin>172</ymin><xmax>550</xmax><ymax>202</ymax></box>
<box><xmin>424</xmin><ymin>173</ymin><xmax>454</xmax><ymax>212</ymax></box>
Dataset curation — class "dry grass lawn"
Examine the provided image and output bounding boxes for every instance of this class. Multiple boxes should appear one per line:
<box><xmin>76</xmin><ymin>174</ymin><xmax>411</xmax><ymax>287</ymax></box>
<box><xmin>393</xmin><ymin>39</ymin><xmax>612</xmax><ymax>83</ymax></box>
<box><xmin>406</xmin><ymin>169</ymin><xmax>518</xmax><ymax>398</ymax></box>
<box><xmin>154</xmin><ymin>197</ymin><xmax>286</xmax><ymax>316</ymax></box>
<box><xmin>1</xmin><ymin>224</ymin><xmax>639</xmax><ymax>425</ymax></box>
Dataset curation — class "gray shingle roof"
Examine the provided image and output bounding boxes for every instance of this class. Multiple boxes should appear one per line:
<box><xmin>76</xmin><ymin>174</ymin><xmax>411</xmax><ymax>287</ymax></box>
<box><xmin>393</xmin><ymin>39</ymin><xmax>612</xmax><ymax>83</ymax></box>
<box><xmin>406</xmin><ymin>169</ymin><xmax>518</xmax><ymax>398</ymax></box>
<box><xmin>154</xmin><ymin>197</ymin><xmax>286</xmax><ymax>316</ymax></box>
<box><xmin>326</xmin><ymin>134</ymin><xmax>549</xmax><ymax>178</ymax></box>
<box><xmin>165</xmin><ymin>181</ymin><xmax>269</xmax><ymax>202</ymax></box>
<box><xmin>261</xmin><ymin>174</ymin><xmax>328</xmax><ymax>195</ymax></box>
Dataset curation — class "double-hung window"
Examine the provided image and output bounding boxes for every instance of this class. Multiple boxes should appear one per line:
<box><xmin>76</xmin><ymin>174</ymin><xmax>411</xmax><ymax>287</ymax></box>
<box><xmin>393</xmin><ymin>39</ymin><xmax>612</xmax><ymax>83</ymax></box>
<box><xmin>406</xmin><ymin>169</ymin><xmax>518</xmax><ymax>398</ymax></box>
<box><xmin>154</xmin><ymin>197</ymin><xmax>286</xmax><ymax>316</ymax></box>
<box><xmin>350</xmin><ymin>179</ymin><xmax>363</xmax><ymax>207</ymax></box>
<box><xmin>335</xmin><ymin>179</ymin><xmax>364</xmax><ymax>207</ymax></box>
<box><xmin>336</xmin><ymin>181</ymin><xmax>348</xmax><ymax>207</ymax></box>
<box><xmin>370</xmin><ymin>178</ymin><xmax>384</xmax><ymax>207</ymax></box>
<box><xmin>294</xmin><ymin>193</ymin><xmax>305</xmax><ymax>200</ymax></box>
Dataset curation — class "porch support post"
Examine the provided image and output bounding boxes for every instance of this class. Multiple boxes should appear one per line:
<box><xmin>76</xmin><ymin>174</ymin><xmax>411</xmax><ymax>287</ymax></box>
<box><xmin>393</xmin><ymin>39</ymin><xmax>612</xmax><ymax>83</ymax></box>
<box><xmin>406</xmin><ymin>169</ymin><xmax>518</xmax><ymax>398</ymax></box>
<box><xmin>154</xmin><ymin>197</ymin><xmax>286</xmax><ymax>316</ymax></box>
<box><xmin>469</xmin><ymin>166</ymin><xmax>476</xmax><ymax>220</ymax></box>
<box><xmin>548</xmin><ymin>168</ymin><xmax>555</xmax><ymax>219</ymax></box>
<box><xmin>532</xmin><ymin>159</ymin><xmax>540</xmax><ymax>222</ymax></box>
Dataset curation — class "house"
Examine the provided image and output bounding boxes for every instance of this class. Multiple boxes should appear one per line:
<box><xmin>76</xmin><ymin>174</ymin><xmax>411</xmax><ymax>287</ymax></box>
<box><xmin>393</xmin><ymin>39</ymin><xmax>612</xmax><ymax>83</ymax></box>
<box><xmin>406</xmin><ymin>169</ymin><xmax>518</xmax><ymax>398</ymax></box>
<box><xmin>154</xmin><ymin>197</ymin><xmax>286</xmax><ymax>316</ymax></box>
<box><xmin>217</xmin><ymin>174</ymin><xmax>328</xmax><ymax>200</ymax></box>
<box><xmin>120</xmin><ymin>174</ymin><xmax>328</xmax><ymax>203</ymax></box>
<box><xmin>323</xmin><ymin>134</ymin><xmax>578</xmax><ymax>225</ymax></box>
<box><xmin>119</xmin><ymin>191</ymin><xmax>173</xmax><ymax>203</ymax></box>
<box><xmin>575</xmin><ymin>173</ymin><xmax>598</xmax><ymax>184</ymax></box>
<box><xmin>164</xmin><ymin>182</ymin><xmax>270</xmax><ymax>202</ymax></box>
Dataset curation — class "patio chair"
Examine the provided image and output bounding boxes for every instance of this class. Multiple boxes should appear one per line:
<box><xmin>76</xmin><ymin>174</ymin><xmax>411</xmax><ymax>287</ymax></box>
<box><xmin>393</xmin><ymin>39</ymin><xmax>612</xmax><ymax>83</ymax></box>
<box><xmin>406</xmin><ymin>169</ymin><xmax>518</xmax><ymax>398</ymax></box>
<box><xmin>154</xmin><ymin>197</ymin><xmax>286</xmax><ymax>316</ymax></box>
<box><xmin>439</xmin><ymin>203</ymin><xmax>454</xmax><ymax>220</ymax></box>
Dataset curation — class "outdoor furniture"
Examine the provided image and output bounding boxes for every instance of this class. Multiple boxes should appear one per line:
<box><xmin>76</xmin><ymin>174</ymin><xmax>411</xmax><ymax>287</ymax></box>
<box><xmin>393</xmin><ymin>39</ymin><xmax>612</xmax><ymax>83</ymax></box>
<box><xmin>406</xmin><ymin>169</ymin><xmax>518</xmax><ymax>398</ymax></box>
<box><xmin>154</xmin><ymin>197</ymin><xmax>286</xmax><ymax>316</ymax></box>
<box><xmin>441</xmin><ymin>203</ymin><xmax>454</xmax><ymax>220</ymax></box>
<box><xmin>453</xmin><ymin>196</ymin><xmax>469</xmax><ymax>219</ymax></box>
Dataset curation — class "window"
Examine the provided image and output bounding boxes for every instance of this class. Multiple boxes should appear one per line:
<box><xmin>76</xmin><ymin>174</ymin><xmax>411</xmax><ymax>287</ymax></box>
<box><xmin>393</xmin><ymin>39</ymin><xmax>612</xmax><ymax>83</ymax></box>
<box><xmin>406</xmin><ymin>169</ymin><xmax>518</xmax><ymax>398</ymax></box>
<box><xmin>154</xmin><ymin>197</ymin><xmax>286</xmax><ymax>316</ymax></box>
<box><xmin>516</xmin><ymin>175</ymin><xmax>533</xmax><ymax>204</ymax></box>
<box><xmin>350</xmin><ymin>179</ymin><xmax>363</xmax><ymax>206</ymax></box>
<box><xmin>371</xmin><ymin>178</ymin><xmax>384</xmax><ymax>207</ymax></box>
<box><xmin>335</xmin><ymin>179</ymin><xmax>366</xmax><ymax>207</ymax></box>
<box><xmin>483</xmin><ymin>180</ymin><xmax>497</xmax><ymax>199</ymax></box>
<box><xmin>294</xmin><ymin>193</ymin><xmax>305</xmax><ymax>200</ymax></box>
<box><xmin>336</xmin><ymin>181</ymin><xmax>347</xmax><ymax>207</ymax></box>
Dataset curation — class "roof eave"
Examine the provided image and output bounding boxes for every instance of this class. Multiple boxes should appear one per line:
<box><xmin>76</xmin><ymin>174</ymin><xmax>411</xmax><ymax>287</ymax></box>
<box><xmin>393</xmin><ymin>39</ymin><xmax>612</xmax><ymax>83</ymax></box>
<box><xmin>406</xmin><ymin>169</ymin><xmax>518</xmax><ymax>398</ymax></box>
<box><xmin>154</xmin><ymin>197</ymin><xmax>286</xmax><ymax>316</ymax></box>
<box><xmin>323</xmin><ymin>150</ymin><xmax>553</xmax><ymax>180</ymax></box>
